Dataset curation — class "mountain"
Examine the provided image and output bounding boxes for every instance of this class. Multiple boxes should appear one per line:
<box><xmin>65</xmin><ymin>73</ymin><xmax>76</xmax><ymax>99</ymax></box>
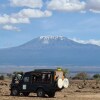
<box><xmin>0</xmin><ymin>36</ymin><xmax>100</xmax><ymax>66</ymax></box>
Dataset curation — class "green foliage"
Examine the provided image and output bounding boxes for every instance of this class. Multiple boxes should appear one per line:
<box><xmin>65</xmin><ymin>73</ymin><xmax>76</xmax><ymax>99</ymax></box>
<box><xmin>93</xmin><ymin>74</ymin><xmax>100</xmax><ymax>85</ymax></box>
<box><xmin>62</xmin><ymin>69</ymin><xmax>69</xmax><ymax>77</ymax></box>
<box><xmin>73</xmin><ymin>72</ymin><xmax>88</xmax><ymax>86</ymax></box>
<box><xmin>93</xmin><ymin>74</ymin><xmax>100</xmax><ymax>79</ymax></box>
<box><xmin>0</xmin><ymin>75</ymin><xmax>4</xmax><ymax>80</ymax></box>
<box><xmin>73</xmin><ymin>72</ymin><xmax>88</xmax><ymax>80</ymax></box>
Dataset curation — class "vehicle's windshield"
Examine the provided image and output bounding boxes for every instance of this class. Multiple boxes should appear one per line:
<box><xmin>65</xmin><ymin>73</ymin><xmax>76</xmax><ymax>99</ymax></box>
<box><xmin>12</xmin><ymin>74</ymin><xmax>23</xmax><ymax>83</ymax></box>
<box><xmin>17</xmin><ymin>74</ymin><xmax>22</xmax><ymax>80</ymax></box>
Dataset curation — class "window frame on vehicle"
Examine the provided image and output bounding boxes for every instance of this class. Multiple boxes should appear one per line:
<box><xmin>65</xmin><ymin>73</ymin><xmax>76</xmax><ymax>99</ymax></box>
<box><xmin>23</xmin><ymin>76</ymin><xmax>30</xmax><ymax>83</ymax></box>
<box><xmin>31</xmin><ymin>72</ymin><xmax>52</xmax><ymax>84</ymax></box>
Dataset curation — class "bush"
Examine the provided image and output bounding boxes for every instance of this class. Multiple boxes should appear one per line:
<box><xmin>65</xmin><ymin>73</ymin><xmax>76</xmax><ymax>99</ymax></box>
<box><xmin>93</xmin><ymin>74</ymin><xmax>100</xmax><ymax>79</ymax></box>
<box><xmin>73</xmin><ymin>72</ymin><xmax>88</xmax><ymax>80</ymax></box>
<box><xmin>62</xmin><ymin>69</ymin><xmax>69</xmax><ymax>77</ymax></box>
<box><xmin>0</xmin><ymin>75</ymin><xmax>4</xmax><ymax>80</ymax></box>
<box><xmin>93</xmin><ymin>74</ymin><xmax>100</xmax><ymax>85</ymax></box>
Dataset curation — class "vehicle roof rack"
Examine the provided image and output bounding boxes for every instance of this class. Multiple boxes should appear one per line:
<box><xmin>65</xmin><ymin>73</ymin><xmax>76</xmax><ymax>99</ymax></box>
<box><xmin>34</xmin><ymin>69</ymin><xmax>56</xmax><ymax>72</ymax></box>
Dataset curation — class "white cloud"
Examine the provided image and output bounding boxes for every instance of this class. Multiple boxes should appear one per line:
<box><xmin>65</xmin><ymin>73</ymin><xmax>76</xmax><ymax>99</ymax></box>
<box><xmin>0</xmin><ymin>14</ymin><xmax>30</xmax><ymax>24</ymax></box>
<box><xmin>10</xmin><ymin>0</ymin><xmax>43</xmax><ymax>8</ymax></box>
<box><xmin>71</xmin><ymin>38</ymin><xmax>100</xmax><ymax>46</ymax></box>
<box><xmin>89</xmin><ymin>9</ymin><xmax>100</xmax><ymax>13</ymax></box>
<box><xmin>47</xmin><ymin>0</ymin><xmax>86</xmax><ymax>12</ymax></box>
<box><xmin>2</xmin><ymin>25</ymin><xmax>20</xmax><ymax>31</ymax></box>
<box><xmin>47</xmin><ymin>0</ymin><xmax>100</xmax><ymax>13</ymax></box>
<box><xmin>86</xmin><ymin>0</ymin><xmax>100</xmax><ymax>13</ymax></box>
<box><xmin>12</xmin><ymin>9</ymin><xmax>52</xmax><ymax>18</ymax></box>
<box><xmin>0</xmin><ymin>9</ymin><xmax>52</xmax><ymax>24</ymax></box>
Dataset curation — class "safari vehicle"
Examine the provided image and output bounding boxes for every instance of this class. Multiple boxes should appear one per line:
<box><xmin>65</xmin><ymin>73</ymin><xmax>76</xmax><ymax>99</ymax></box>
<box><xmin>10</xmin><ymin>69</ymin><xmax>69</xmax><ymax>97</ymax></box>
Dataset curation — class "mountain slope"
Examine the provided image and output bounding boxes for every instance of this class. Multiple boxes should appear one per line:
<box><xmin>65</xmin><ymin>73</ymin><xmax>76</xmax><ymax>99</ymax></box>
<box><xmin>0</xmin><ymin>36</ymin><xmax>100</xmax><ymax>66</ymax></box>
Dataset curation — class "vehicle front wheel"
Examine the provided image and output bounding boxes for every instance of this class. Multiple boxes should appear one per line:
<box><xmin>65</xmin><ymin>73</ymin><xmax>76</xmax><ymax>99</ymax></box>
<box><xmin>22</xmin><ymin>92</ymin><xmax>30</xmax><ymax>96</ymax></box>
<box><xmin>48</xmin><ymin>92</ymin><xmax>55</xmax><ymax>98</ymax></box>
<box><xmin>37</xmin><ymin>88</ymin><xmax>45</xmax><ymax>97</ymax></box>
<box><xmin>11</xmin><ymin>88</ymin><xmax>19</xmax><ymax>96</ymax></box>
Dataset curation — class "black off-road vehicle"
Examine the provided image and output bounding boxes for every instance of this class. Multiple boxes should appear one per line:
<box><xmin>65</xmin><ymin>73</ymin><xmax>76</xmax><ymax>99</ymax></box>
<box><xmin>10</xmin><ymin>69</ymin><xmax>69</xmax><ymax>97</ymax></box>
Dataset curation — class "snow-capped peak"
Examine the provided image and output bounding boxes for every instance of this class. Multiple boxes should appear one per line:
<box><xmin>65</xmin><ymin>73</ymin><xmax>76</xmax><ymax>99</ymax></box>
<box><xmin>39</xmin><ymin>36</ymin><xmax>65</xmax><ymax>40</ymax></box>
<box><xmin>39</xmin><ymin>36</ymin><xmax>65</xmax><ymax>44</ymax></box>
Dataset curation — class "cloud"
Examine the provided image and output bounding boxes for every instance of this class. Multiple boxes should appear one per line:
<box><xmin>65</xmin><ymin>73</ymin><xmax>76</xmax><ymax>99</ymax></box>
<box><xmin>89</xmin><ymin>9</ymin><xmax>100</xmax><ymax>13</ymax></box>
<box><xmin>2</xmin><ymin>25</ymin><xmax>20</xmax><ymax>31</ymax></box>
<box><xmin>10</xmin><ymin>0</ymin><xmax>43</xmax><ymax>8</ymax></box>
<box><xmin>47</xmin><ymin>0</ymin><xmax>86</xmax><ymax>12</ymax></box>
<box><xmin>86</xmin><ymin>0</ymin><xmax>100</xmax><ymax>13</ymax></box>
<box><xmin>71</xmin><ymin>38</ymin><xmax>100</xmax><ymax>46</ymax></box>
<box><xmin>0</xmin><ymin>9</ymin><xmax>52</xmax><ymax>24</ymax></box>
<box><xmin>47</xmin><ymin>0</ymin><xmax>100</xmax><ymax>13</ymax></box>
<box><xmin>12</xmin><ymin>9</ymin><xmax>52</xmax><ymax>18</ymax></box>
<box><xmin>0</xmin><ymin>14</ymin><xmax>30</xmax><ymax>24</ymax></box>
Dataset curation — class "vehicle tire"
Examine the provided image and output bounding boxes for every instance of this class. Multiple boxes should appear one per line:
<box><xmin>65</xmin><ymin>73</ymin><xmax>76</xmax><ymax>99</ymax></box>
<box><xmin>37</xmin><ymin>88</ymin><xmax>45</xmax><ymax>97</ymax></box>
<box><xmin>11</xmin><ymin>88</ymin><xmax>19</xmax><ymax>96</ymax></box>
<box><xmin>57</xmin><ymin>78</ymin><xmax>63</xmax><ymax>89</ymax></box>
<box><xmin>63</xmin><ymin>78</ymin><xmax>69</xmax><ymax>88</ymax></box>
<box><xmin>48</xmin><ymin>92</ymin><xmax>55</xmax><ymax>98</ymax></box>
<box><xmin>22</xmin><ymin>92</ymin><xmax>30</xmax><ymax>96</ymax></box>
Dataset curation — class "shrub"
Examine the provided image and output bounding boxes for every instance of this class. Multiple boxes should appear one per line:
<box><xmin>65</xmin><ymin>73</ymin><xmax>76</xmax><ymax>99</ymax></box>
<box><xmin>0</xmin><ymin>75</ymin><xmax>4</xmax><ymax>80</ymax></box>
<box><xmin>93</xmin><ymin>74</ymin><xmax>100</xmax><ymax>79</ymax></box>
<box><xmin>73</xmin><ymin>72</ymin><xmax>89</xmax><ymax>86</ymax></box>
<box><xmin>93</xmin><ymin>74</ymin><xmax>100</xmax><ymax>85</ymax></box>
<box><xmin>73</xmin><ymin>72</ymin><xmax>88</xmax><ymax>80</ymax></box>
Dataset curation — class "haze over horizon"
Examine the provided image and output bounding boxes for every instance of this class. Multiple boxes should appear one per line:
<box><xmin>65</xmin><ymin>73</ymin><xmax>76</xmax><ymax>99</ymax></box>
<box><xmin>0</xmin><ymin>0</ymin><xmax>100</xmax><ymax>48</ymax></box>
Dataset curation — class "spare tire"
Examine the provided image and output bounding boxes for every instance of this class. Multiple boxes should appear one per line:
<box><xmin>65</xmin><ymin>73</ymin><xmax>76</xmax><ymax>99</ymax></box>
<box><xmin>57</xmin><ymin>78</ymin><xmax>63</xmax><ymax>89</ymax></box>
<box><xmin>63</xmin><ymin>78</ymin><xmax>69</xmax><ymax>88</ymax></box>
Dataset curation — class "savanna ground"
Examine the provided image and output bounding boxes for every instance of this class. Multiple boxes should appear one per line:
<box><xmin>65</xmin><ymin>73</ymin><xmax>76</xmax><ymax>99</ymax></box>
<box><xmin>0</xmin><ymin>79</ymin><xmax>100</xmax><ymax>100</ymax></box>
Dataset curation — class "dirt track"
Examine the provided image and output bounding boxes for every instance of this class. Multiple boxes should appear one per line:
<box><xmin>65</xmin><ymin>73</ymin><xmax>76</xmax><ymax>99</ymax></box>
<box><xmin>1</xmin><ymin>80</ymin><xmax>100</xmax><ymax>100</ymax></box>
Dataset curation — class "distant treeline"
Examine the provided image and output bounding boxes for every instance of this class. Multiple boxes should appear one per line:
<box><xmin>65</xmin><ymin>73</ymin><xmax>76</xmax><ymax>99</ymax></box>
<box><xmin>0</xmin><ymin>70</ymin><xmax>100</xmax><ymax>81</ymax></box>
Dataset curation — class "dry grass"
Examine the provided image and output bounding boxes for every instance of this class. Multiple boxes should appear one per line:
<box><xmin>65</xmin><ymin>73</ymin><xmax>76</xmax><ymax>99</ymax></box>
<box><xmin>0</xmin><ymin>79</ymin><xmax>100</xmax><ymax>100</ymax></box>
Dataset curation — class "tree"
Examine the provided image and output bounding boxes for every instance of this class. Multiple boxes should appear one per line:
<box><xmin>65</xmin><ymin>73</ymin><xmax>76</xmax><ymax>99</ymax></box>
<box><xmin>72</xmin><ymin>72</ymin><xmax>89</xmax><ymax>89</ymax></box>
<box><xmin>93</xmin><ymin>74</ymin><xmax>100</xmax><ymax>85</ymax></box>
<box><xmin>62</xmin><ymin>69</ymin><xmax>69</xmax><ymax>77</ymax></box>
<box><xmin>0</xmin><ymin>75</ymin><xmax>4</xmax><ymax>80</ymax></box>
<box><xmin>73</xmin><ymin>72</ymin><xmax>88</xmax><ymax>84</ymax></box>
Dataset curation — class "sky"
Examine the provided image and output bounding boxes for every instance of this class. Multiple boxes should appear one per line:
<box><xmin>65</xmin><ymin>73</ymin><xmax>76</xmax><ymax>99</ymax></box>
<box><xmin>0</xmin><ymin>0</ymin><xmax>100</xmax><ymax>48</ymax></box>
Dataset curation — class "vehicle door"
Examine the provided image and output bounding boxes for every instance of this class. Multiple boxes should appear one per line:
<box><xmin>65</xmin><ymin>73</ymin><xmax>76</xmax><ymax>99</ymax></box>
<box><xmin>20</xmin><ymin>74</ymin><xmax>32</xmax><ymax>92</ymax></box>
<box><xmin>31</xmin><ymin>73</ymin><xmax>42</xmax><ymax>91</ymax></box>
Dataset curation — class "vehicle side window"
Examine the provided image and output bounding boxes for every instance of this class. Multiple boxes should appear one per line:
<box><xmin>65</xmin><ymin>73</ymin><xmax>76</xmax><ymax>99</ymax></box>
<box><xmin>32</xmin><ymin>73</ymin><xmax>42</xmax><ymax>83</ymax></box>
<box><xmin>23</xmin><ymin>77</ymin><xmax>29</xmax><ymax>82</ymax></box>
<box><xmin>42</xmin><ymin>74</ymin><xmax>52</xmax><ymax>83</ymax></box>
<box><xmin>32</xmin><ymin>73</ymin><xmax>52</xmax><ymax>83</ymax></box>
